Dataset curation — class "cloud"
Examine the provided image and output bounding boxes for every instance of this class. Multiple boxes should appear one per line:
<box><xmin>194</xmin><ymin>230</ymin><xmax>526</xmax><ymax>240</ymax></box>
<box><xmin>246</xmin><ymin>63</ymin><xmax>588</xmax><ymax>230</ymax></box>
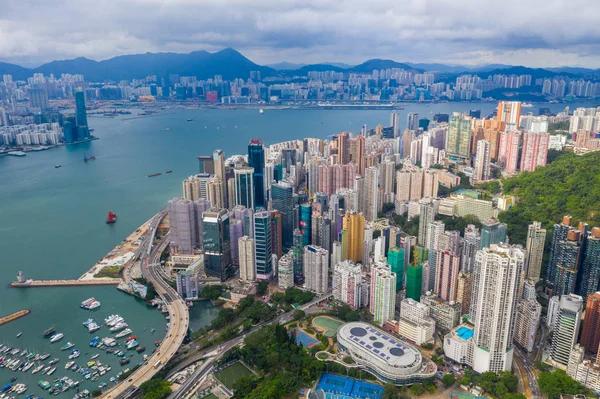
<box><xmin>1</xmin><ymin>0</ymin><xmax>600</xmax><ymax>67</ymax></box>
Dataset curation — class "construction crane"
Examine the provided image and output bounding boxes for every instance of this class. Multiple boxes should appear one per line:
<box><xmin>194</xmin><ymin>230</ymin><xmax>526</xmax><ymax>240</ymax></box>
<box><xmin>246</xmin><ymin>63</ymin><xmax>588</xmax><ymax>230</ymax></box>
<box><xmin>303</xmin><ymin>185</ymin><xmax>315</xmax><ymax>205</ymax></box>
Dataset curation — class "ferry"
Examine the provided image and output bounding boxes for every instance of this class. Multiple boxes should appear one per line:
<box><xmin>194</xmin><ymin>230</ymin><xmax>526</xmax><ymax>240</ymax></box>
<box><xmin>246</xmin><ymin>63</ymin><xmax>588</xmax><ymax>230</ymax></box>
<box><xmin>49</xmin><ymin>333</ymin><xmax>64</xmax><ymax>343</ymax></box>
<box><xmin>61</xmin><ymin>342</ymin><xmax>75</xmax><ymax>351</ymax></box>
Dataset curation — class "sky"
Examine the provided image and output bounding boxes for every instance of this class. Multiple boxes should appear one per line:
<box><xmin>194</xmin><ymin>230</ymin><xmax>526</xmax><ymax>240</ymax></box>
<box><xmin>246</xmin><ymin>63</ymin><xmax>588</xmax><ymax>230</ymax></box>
<box><xmin>2</xmin><ymin>0</ymin><xmax>600</xmax><ymax>68</ymax></box>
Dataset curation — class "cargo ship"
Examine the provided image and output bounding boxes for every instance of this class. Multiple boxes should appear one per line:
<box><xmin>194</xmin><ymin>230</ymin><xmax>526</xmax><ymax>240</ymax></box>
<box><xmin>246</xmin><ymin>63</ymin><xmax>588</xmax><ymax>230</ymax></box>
<box><xmin>106</xmin><ymin>212</ymin><xmax>117</xmax><ymax>224</ymax></box>
<box><xmin>147</xmin><ymin>173</ymin><xmax>162</xmax><ymax>177</ymax></box>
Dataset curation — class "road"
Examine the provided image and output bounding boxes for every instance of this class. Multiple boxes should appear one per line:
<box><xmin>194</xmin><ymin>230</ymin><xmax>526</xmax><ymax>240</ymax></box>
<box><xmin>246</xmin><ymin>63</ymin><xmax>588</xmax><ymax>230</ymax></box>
<box><xmin>102</xmin><ymin>213</ymin><xmax>190</xmax><ymax>399</ymax></box>
<box><xmin>167</xmin><ymin>294</ymin><xmax>333</xmax><ymax>399</ymax></box>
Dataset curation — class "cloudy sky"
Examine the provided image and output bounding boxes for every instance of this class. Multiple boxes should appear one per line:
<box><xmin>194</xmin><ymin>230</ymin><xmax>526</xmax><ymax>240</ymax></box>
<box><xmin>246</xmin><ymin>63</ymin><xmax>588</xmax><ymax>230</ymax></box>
<box><xmin>2</xmin><ymin>0</ymin><xmax>600</xmax><ymax>68</ymax></box>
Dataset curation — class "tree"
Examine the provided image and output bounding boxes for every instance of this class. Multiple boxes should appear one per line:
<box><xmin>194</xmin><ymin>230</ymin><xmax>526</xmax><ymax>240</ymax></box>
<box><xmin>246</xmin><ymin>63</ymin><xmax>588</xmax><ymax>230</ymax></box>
<box><xmin>383</xmin><ymin>383</ymin><xmax>399</xmax><ymax>399</ymax></box>
<box><xmin>410</xmin><ymin>383</ymin><xmax>425</xmax><ymax>396</ymax></box>
<box><xmin>91</xmin><ymin>390</ymin><xmax>102</xmax><ymax>397</ymax></box>
<box><xmin>139</xmin><ymin>380</ymin><xmax>172</xmax><ymax>399</ymax></box>
<box><xmin>538</xmin><ymin>369</ymin><xmax>588</xmax><ymax>399</ymax></box>
<box><xmin>293</xmin><ymin>309</ymin><xmax>305</xmax><ymax>321</ymax></box>
<box><xmin>442</xmin><ymin>374</ymin><xmax>456</xmax><ymax>387</ymax></box>
<box><xmin>256</xmin><ymin>280</ymin><xmax>269</xmax><ymax>295</ymax></box>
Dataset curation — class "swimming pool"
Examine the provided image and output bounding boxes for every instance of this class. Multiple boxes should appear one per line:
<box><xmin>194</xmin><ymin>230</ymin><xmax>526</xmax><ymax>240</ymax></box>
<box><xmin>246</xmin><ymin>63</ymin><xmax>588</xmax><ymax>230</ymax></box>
<box><xmin>456</xmin><ymin>326</ymin><xmax>475</xmax><ymax>340</ymax></box>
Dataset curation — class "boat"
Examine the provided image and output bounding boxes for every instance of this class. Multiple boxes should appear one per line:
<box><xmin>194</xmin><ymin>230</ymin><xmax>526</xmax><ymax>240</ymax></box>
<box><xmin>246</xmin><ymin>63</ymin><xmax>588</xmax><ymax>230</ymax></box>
<box><xmin>83</xmin><ymin>154</ymin><xmax>96</xmax><ymax>162</ymax></box>
<box><xmin>48</xmin><ymin>358</ymin><xmax>59</xmax><ymax>365</ymax></box>
<box><xmin>2</xmin><ymin>383</ymin><xmax>12</xmax><ymax>392</ymax></box>
<box><xmin>150</xmin><ymin>328</ymin><xmax>155</xmax><ymax>334</ymax></box>
<box><xmin>90</xmin><ymin>354</ymin><xmax>99</xmax><ymax>360</ymax></box>
<box><xmin>43</xmin><ymin>327</ymin><xmax>55</xmax><ymax>338</ymax></box>
<box><xmin>31</xmin><ymin>365</ymin><xmax>44</xmax><ymax>374</ymax></box>
<box><xmin>115</xmin><ymin>329</ymin><xmax>132</xmax><ymax>338</ymax></box>
<box><xmin>166</xmin><ymin>170</ymin><xmax>172</xmax><ymax>173</ymax></box>
<box><xmin>68</xmin><ymin>350</ymin><xmax>80</xmax><ymax>360</ymax></box>
<box><xmin>47</xmin><ymin>367</ymin><xmax>56</xmax><ymax>376</ymax></box>
<box><xmin>61</xmin><ymin>342</ymin><xmax>75</xmax><ymax>351</ymax></box>
<box><xmin>106</xmin><ymin>316</ymin><xmax>123</xmax><ymax>327</ymax></box>
<box><xmin>16</xmin><ymin>333</ymin><xmax>22</xmax><ymax>338</ymax></box>
<box><xmin>186</xmin><ymin>118</ymin><xmax>194</xmax><ymax>122</ymax></box>
<box><xmin>88</xmin><ymin>322</ymin><xmax>101</xmax><ymax>333</ymax></box>
<box><xmin>101</xmin><ymin>338</ymin><xmax>116</xmax><ymax>347</ymax></box>
<box><xmin>147</xmin><ymin>173</ymin><xmax>162</xmax><ymax>177</ymax></box>
<box><xmin>54</xmin><ymin>165</ymin><xmax>61</xmax><ymax>169</ymax></box>
<box><xmin>81</xmin><ymin>298</ymin><xmax>101</xmax><ymax>310</ymax></box>
<box><xmin>23</xmin><ymin>362</ymin><xmax>34</xmax><ymax>372</ymax></box>
<box><xmin>50</xmin><ymin>333</ymin><xmax>64</xmax><ymax>343</ymax></box>
<box><xmin>39</xmin><ymin>354</ymin><xmax>50</xmax><ymax>361</ymax></box>
<box><xmin>11</xmin><ymin>377</ymin><xmax>17</xmax><ymax>382</ymax></box>
<box><xmin>136</xmin><ymin>347</ymin><xmax>145</xmax><ymax>353</ymax></box>
<box><xmin>106</xmin><ymin>212</ymin><xmax>117</xmax><ymax>224</ymax></box>
<box><xmin>165</xmin><ymin>128</ymin><xmax>170</xmax><ymax>131</ymax></box>
<box><xmin>89</xmin><ymin>337</ymin><xmax>100</xmax><ymax>347</ymax></box>
<box><xmin>110</xmin><ymin>322</ymin><xmax>128</xmax><ymax>332</ymax></box>
<box><xmin>119</xmin><ymin>359</ymin><xmax>129</xmax><ymax>365</ymax></box>
<box><xmin>82</xmin><ymin>319</ymin><xmax>93</xmax><ymax>327</ymax></box>
<box><xmin>38</xmin><ymin>380</ymin><xmax>50</xmax><ymax>390</ymax></box>
<box><xmin>259</xmin><ymin>108</ymin><xmax>264</xmax><ymax>114</ymax></box>
<box><xmin>125</xmin><ymin>340</ymin><xmax>138</xmax><ymax>350</ymax></box>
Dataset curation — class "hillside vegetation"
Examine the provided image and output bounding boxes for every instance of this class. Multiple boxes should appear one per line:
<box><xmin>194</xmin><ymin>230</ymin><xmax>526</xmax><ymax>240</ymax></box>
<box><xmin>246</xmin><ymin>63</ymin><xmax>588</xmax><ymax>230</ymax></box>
<box><xmin>499</xmin><ymin>151</ymin><xmax>600</xmax><ymax>248</ymax></box>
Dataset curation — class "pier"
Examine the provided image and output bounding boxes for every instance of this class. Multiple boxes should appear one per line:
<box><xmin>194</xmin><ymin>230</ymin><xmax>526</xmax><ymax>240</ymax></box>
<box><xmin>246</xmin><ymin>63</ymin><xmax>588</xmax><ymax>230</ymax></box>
<box><xmin>11</xmin><ymin>278</ymin><xmax>122</xmax><ymax>287</ymax></box>
<box><xmin>0</xmin><ymin>309</ymin><xmax>30</xmax><ymax>326</ymax></box>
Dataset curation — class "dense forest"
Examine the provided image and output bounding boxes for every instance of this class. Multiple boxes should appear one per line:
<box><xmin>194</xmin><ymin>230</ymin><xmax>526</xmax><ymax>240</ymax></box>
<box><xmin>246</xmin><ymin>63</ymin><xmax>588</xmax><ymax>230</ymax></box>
<box><xmin>499</xmin><ymin>151</ymin><xmax>600</xmax><ymax>276</ymax></box>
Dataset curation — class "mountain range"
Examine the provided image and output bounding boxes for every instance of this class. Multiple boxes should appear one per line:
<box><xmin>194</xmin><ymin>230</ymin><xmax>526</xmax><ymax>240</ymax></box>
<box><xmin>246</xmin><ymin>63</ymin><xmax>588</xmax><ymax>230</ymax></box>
<box><xmin>0</xmin><ymin>48</ymin><xmax>598</xmax><ymax>82</ymax></box>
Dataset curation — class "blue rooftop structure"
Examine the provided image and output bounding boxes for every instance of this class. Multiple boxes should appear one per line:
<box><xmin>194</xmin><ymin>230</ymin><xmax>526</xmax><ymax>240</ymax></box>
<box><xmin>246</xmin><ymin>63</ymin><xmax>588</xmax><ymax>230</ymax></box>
<box><xmin>456</xmin><ymin>326</ymin><xmax>474</xmax><ymax>340</ymax></box>
<box><xmin>314</xmin><ymin>374</ymin><xmax>383</xmax><ymax>399</ymax></box>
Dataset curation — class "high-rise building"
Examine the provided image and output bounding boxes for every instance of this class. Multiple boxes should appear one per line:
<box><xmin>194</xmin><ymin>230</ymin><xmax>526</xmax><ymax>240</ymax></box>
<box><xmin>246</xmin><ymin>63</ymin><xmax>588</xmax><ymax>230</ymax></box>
<box><xmin>578</xmin><ymin>227</ymin><xmax>600</xmax><ymax>301</ymax></box>
<box><xmin>387</xmin><ymin>247</ymin><xmax>405</xmax><ymax>291</ymax></box>
<box><xmin>514</xmin><ymin>299</ymin><xmax>542</xmax><ymax>353</ymax></box>
<box><xmin>580</xmin><ymin>292</ymin><xmax>600</xmax><ymax>354</ymax></box>
<box><xmin>197</xmin><ymin>155</ymin><xmax>215</xmax><ymax>175</ymax></box>
<box><xmin>342</xmin><ymin>212</ymin><xmax>365</xmax><ymax>263</ymax></box>
<box><xmin>434</xmin><ymin>250</ymin><xmax>461</xmax><ymax>302</ymax></box>
<box><xmin>253</xmin><ymin>210</ymin><xmax>273</xmax><ymax>280</ymax></box>
<box><xmin>407</xmin><ymin>112</ymin><xmax>420</xmax><ymax>130</ymax></box>
<box><xmin>418</xmin><ymin>198</ymin><xmax>436</xmax><ymax>246</ymax></box>
<box><xmin>28</xmin><ymin>88</ymin><xmax>49</xmax><ymax>110</ymax></box>
<box><xmin>550</xmin><ymin>294</ymin><xmax>583</xmax><ymax>366</ymax></box>
<box><xmin>304</xmin><ymin>245</ymin><xmax>329</xmax><ymax>294</ymax></box>
<box><xmin>498</xmin><ymin>130</ymin><xmax>521</xmax><ymax>174</ymax></box>
<box><xmin>480</xmin><ymin>219</ymin><xmax>507</xmax><ymax>249</ymax></box>
<box><xmin>292</xmin><ymin>228</ymin><xmax>304</xmax><ymax>284</ymax></box>
<box><xmin>473</xmin><ymin>140</ymin><xmax>491</xmax><ymax>183</ymax></box>
<box><xmin>278</xmin><ymin>252</ymin><xmax>294</xmax><ymax>290</ymax></box>
<box><xmin>238</xmin><ymin>236</ymin><xmax>256</xmax><ymax>281</ymax></box>
<box><xmin>176</xmin><ymin>270</ymin><xmax>199</xmax><ymax>300</ymax></box>
<box><xmin>332</xmin><ymin>260</ymin><xmax>363</xmax><ymax>309</ymax></box>
<box><xmin>445</xmin><ymin>113</ymin><xmax>472</xmax><ymax>159</ymax></box>
<box><xmin>364</xmin><ymin>166</ymin><xmax>379</xmax><ymax>221</ymax></box>
<box><xmin>391</xmin><ymin>111</ymin><xmax>401</xmax><ymax>138</ymax></box>
<box><xmin>497</xmin><ymin>101</ymin><xmax>522</xmax><ymax>127</ymax></box>
<box><xmin>300</xmin><ymin>203</ymin><xmax>312</xmax><ymax>246</ymax></box>
<box><xmin>396</xmin><ymin>165</ymin><xmax>424</xmax><ymax>202</ymax></box>
<box><xmin>526</xmin><ymin>221</ymin><xmax>546</xmax><ymax>281</ymax></box>
<box><xmin>520</xmin><ymin>132</ymin><xmax>550</xmax><ymax>172</ymax></box>
<box><xmin>234</xmin><ymin>167</ymin><xmax>255</xmax><ymax>209</ymax></box>
<box><xmin>213</xmin><ymin>149</ymin><xmax>227</xmax><ymax>206</ymax></box>
<box><xmin>425</xmin><ymin>221</ymin><xmax>445</xmax><ymax>251</ymax></box>
<box><xmin>379</xmin><ymin>159</ymin><xmax>395</xmax><ymax>202</ymax></box>
<box><xmin>471</xmin><ymin>244</ymin><xmax>524</xmax><ymax>373</ymax></box>
<box><xmin>456</xmin><ymin>272</ymin><xmax>472</xmax><ymax>315</ymax></box>
<box><xmin>548</xmin><ymin>217</ymin><xmax>584</xmax><ymax>296</ymax></box>
<box><xmin>461</xmin><ymin>225</ymin><xmax>480</xmax><ymax>273</ymax></box>
<box><xmin>167</xmin><ymin>198</ymin><xmax>199</xmax><ymax>254</ymax></box>
<box><xmin>422</xmin><ymin>169</ymin><xmax>439</xmax><ymax>199</ymax></box>
<box><xmin>75</xmin><ymin>89</ymin><xmax>89</xmax><ymax>133</ymax></box>
<box><xmin>370</xmin><ymin>263</ymin><xmax>397</xmax><ymax>326</ymax></box>
<box><xmin>406</xmin><ymin>247</ymin><xmax>424</xmax><ymax>302</ymax></box>
<box><xmin>248</xmin><ymin>139</ymin><xmax>265</xmax><ymax>208</ymax></box>
<box><xmin>202</xmin><ymin>207</ymin><xmax>232</xmax><ymax>281</ymax></box>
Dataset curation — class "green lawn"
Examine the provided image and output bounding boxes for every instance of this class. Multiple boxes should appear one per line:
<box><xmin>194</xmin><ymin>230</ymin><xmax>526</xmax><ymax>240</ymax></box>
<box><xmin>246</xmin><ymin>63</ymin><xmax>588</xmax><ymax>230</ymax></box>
<box><xmin>313</xmin><ymin>316</ymin><xmax>344</xmax><ymax>337</ymax></box>
<box><xmin>215</xmin><ymin>362</ymin><xmax>254</xmax><ymax>390</ymax></box>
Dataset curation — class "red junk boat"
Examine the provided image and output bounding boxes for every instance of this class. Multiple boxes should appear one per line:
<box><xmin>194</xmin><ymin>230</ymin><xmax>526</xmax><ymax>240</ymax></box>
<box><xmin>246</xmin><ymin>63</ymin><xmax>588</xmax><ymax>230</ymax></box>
<box><xmin>106</xmin><ymin>212</ymin><xmax>117</xmax><ymax>224</ymax></box>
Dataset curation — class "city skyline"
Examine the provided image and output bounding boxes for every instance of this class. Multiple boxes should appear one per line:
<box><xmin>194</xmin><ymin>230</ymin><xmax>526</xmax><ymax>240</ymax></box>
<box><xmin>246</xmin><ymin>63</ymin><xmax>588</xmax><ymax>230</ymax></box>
<box><xmin>2</xmin><ymin>1</ymin><xmax>600</xmax><ymax>68</ymax></box>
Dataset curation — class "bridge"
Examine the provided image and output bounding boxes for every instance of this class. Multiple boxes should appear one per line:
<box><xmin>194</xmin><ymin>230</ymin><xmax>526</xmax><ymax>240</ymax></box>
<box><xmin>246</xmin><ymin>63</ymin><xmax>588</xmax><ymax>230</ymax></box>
<box><xmin>102</xmin><ymin>212</ymin><xmax>190</xmax><ymax>399</ymax></box>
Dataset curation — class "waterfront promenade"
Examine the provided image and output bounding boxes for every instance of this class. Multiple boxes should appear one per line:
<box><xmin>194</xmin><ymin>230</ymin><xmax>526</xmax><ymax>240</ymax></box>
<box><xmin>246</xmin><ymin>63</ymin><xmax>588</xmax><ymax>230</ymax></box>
<box><xmin>0</xmin><ymin>309</ymin><xmax>30</xmax><ymax>326</ymax></box>
<box><xmin>11</xmin><ymin>279</ymin><xmax>121</xmax><ymax>287</ymax></box>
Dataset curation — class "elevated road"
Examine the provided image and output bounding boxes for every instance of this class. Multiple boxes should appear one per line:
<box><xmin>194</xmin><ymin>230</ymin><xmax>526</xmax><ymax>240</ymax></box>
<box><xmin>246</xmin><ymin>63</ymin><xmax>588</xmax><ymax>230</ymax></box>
<box><xmin>102</xmin><ymin>212</ymin><xmax>189</xmax><ymax>399</ymax></box>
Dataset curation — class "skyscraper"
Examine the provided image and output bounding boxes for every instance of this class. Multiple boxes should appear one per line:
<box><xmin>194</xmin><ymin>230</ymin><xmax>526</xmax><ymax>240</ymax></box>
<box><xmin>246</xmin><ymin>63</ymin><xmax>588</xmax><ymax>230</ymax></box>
<box><xmin>364</xmin><ymin>166</ymin><xmax>379</xmax><ymax>222</ymax></box>
<box><xmin>418</xmin><ymin>198</ymin><xmax>436</xmax><ymax>246</ymax></box>
<box><xmin>391</xmin><ymin>111</ymin><xmax>401</xmax><ymax>138</ymax></box>
<box><xmin>370</xmin><ymin>263</ymin><xmax>397</xmax><ymax>326</ymax></box>
<box><xmin>580</xmin><ymin>292</ymin><xmax>600</xmax><ymax>354</ymax></box>
<box><xmin>471</xmin><ymin>244</ymin><xmax>524</xmax><ymax>373</ymax></box>
<box><xmin>234</xmin><ymin>167</ymin><xmax>255</xmax><ymax>209</ymax></box>
<box><xmin>248</xmin><ymin>139</ymin><xmax>265</xmax><ymax>208</ymax></box>
<box><xmin>461</xmin><ymin>225</ymin><xmax>480</xmax><ymax>273</ymax></box>
<box><xmin>578</xmin><ymin>227</ymin><xmax>600</xmax><ymax>301</ymax></box>
<box><xmin>278</xmin><ymin>252</ymin><xmax>294</xmax><ymax>290</ymax></box>
<box><xmin>167</xmin><ymin>198</ymin><xmax>198</xmax><ymax>254</ymax></box>
<box><xmin>213</xmin><ymin>149</ymin><xmax>227</xmax><ymax>206</ymax></box>
<box><xmin>341</xmin><ymin>212</ymin><xmax>365</xmax><ymax>263</ymax></box>
<box><xmin>333</xmin><ymin>260</ymin><xmax>363</xmax><ymax>309</ymax></box>
<box><xmin>525</xmin><ymin>221</ymin><xmax>546</xmax><ymax>281</ymax></box>
<box><xmin>292</xmin><ymin>228</ymin><xmax>304</xmax><ymax>284</ymax></box>
<box><xmin>238</xmin><ymin>236</ymin><xmax>256</xmax><ymax>281</ymax></box>
<box><xmin>498</xmin><ymin>130</ymin><xmax>521</xmax><ymax>174</ymax></box>
<box><xmin>28</xmin><ymin>88</ymin><xmax>49</xmax><ymax>110</ymax></box>
<box><xmin>550</xmin><ymin>294</ymin><xmax>583</xmax><ymax>366</ymax></box>
<box><xmin>548</xmin><ymin>217</ymin><xmax>584</xmax><ymax>296</ymax></box>
<box><xmin>497</xmin><ymin>101</ymin><xmax>522</xmax><ymax>127</ymax></box>
<box><xmin>253</xmin><ymin>210</ymin><xmax>273</xmax><ymax>279</ymax></box>
<box><xmin>407</xmin><ymin>112</ymin><xmax>420</xmax><ymax>130</ymax></box>
<box><xmin>520</xmin><ymin>132</ymin><xmax>550</xmax><ymax>172</ymax></box>
<box><xmin>480</xmin><ymin>219</ymin><xmax>507</xmax><ymax>249</ymax></box>
<box><xmin>514</xmin><ymin>299</ymin><xmax>542</xmax><ymax>353</ymax></box>
<box><xmin>304</xmin><ymin>245</ymin><xmax>329</xmax><ymax>294</ymax></box>
<box><xmin>434</xmin><ymin>250</ymin><xmax>460</xmax><ymax>302</ymax></box>
<box><xmin>445</xmin><ymin>113</ymin><xmax>472</xmax><ymax>159</ymax></box>
<box><xmin>202</xmin><ymin>207</ymin><xmax>232</xmax><ymax>281</ymax></box>
<box><xmin>387</xmin><ymin>247</ymin><xmax>405</xmax><ymax>291</ymax></box>
<box><xmin>425</xmin><ymin>221</ymin><xmax>445</xmax><ymax>251</ymax></box>
<box><xmin>406</xmin><ymin>247</ymin><xmax>423</xmax><ymax>302</ymax></box>
<box><xmin>473</xmin><ymin>140</ymin><xmax>491</xmax><ymax>183</ymax></box>
<box><xmin>75</xmin><ymin>89</ymin><xmax>89</xmax><ymax>136</ymax></box>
